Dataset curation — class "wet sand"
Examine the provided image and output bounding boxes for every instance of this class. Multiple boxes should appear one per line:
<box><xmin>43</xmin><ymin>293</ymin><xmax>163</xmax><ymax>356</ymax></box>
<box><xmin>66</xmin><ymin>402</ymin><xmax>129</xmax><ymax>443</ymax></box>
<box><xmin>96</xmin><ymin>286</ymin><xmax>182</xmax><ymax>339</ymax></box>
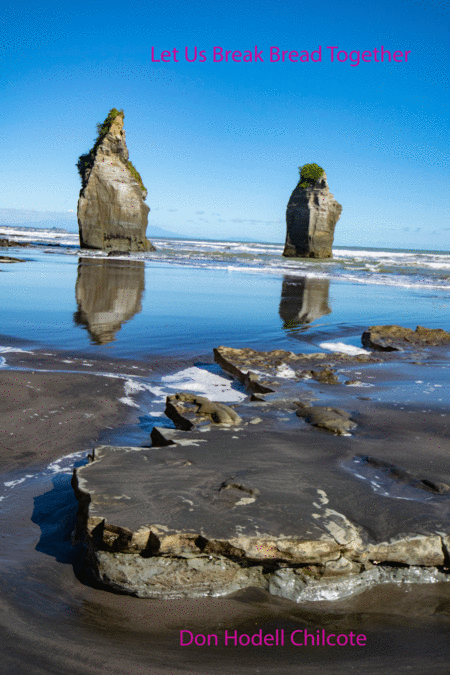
<box><xmin>1</xmin><ymin>347</ymin><xmax>450</xmax><ymax>674</ymax></box>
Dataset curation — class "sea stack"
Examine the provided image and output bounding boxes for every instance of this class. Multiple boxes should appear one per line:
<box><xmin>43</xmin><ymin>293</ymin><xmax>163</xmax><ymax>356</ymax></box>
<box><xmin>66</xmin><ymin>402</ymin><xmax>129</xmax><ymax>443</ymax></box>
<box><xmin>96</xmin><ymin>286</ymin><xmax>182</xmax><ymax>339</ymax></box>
<box><xmin>283</xmin><ymin>164</ymin><xmax>342</xmax><ymax>259</ymax></box>
<box><xmin>77</xmin><ymin>109</ymin><xmax>155</xmax><ymax>252</ymax></box>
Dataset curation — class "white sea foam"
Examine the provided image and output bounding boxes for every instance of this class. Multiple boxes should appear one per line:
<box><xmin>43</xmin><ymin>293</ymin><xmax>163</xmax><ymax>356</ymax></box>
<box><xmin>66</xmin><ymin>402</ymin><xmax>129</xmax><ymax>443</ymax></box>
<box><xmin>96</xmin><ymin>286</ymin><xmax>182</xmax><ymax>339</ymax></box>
<box><xmin>161</xmin><ymin>366</ymin><xmax>247</xmax><ymax>402</ymax></box>
<box><xmin>319</xmin><ymin>342</ymin><xmax>371</xmax><ymax>355</ymax></box>
<box><xmin>276</xmin><ymin>364</ymin><xmax>297</xmax><ymax>379</ymax></box>
<box><xmin>46</xmin><ymin>451</ymin><xmax>87</xmax><ymax>474</ymax></box>
<box><xmin>4</xmin><ymin>477</ymin><xmax>28</xmax><ymax>488</ymax></box>
<box><xmin>118</xmin><ymin>397</ymin><xmax>141</xmax><ymax>408</ymax></box>
<box><xmin>0</xmin><ymin>346</ymin><xmax>33</xmax><ymax>354</ymax></box>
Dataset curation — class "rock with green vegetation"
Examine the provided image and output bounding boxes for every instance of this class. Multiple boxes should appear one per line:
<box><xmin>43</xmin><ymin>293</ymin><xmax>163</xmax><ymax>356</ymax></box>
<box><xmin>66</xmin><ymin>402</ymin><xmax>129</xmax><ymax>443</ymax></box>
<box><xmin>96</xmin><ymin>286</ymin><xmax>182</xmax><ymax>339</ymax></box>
<box><xmin>77</xmin><ymin>109</ymin><xmax>155</xmax><ymax>252</ymax></box>
<box><xmin>283</xmin><ymin>164</ymin><xmax>342</xmax><ymax>259</ymax></box>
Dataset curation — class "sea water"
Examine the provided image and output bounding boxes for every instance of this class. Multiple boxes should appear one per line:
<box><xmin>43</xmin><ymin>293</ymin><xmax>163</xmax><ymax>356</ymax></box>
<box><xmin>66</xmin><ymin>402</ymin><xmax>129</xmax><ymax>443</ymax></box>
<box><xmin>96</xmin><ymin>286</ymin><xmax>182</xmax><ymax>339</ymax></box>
<box><xmin>1</xmin><ymin>227</ymin><xmax>449</xmax><ymax>358</ymax></box>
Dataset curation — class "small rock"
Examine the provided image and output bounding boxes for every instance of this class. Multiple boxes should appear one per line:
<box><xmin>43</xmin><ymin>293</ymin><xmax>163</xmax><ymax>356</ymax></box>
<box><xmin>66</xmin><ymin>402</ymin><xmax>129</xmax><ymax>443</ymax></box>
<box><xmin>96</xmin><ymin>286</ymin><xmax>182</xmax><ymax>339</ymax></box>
<box><xmin>295</xmin><ymin>403</ymin><xmax>356</xmax><ymax>435</ymax></box>
<box><xmin>165</xmin><ymin>393</ymin><xmax>242</xmax><ymax>429</ymax></box>
<box><xmin>0</xmin><ymin>256</ymin><xmax>26</xmax><ymax>263</ymax></box>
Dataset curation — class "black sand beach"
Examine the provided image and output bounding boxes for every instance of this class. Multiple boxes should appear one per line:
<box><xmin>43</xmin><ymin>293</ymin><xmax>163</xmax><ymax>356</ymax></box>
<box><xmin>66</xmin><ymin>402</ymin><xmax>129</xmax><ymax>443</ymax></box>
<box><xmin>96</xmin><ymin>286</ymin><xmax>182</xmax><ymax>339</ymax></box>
<box><xmin>1</xmin><ymin>341</ymin><xmax>450</xmax><ymax>674</ymax></box>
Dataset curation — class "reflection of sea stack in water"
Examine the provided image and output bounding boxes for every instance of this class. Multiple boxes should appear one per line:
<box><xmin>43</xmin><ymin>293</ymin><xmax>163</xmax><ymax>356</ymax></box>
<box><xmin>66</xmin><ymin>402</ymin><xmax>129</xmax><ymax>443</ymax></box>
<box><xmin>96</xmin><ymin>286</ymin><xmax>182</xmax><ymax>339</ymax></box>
<box><xmin>283</xmin><ymin>164</ymin><xmax>342</xmax><ymax>259</ymax></box>
<box><xmin>74</xmin><ymin>258</ymin><xmax>145</xmax><ymax>344</ymax></box>
<box><xmin>279</xmin><ymin>276</ymin><xmax>331</xmax><ymax>327</ymax></box>
<box><xmin>77</xmin><ymin>108</ymin><xmax>155</xmax><ymax>252</ymax></box>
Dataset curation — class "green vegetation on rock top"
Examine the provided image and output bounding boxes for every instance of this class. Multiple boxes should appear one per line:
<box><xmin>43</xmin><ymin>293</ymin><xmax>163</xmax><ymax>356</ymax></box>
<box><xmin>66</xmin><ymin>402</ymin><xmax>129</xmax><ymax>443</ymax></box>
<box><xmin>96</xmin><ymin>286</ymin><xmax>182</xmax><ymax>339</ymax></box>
<box><xmin>77</xmin><ymin>108</ymin><xmax>147</xmax><ymax>196</ymax></box>
<box><xmin>298</xmin><ymin>163</ymin><xmax>324</xmax><ymax>189</ymax></box>
<box><xmin>95</xmin><ymin>107</ymin><xmax>124</xmax><ymax>139</ymax></box>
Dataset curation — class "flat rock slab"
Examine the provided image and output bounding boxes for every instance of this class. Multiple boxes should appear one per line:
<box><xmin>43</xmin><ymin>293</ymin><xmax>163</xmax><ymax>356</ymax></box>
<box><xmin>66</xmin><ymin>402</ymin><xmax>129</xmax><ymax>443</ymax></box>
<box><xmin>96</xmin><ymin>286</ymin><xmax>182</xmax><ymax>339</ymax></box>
<box><xmin>73</xmin><ymin>423</ymin><xmax>450</xmax><ymax>566</ymax></box>
<box><xmin>362</xmin><ymin>325</ymin><xmax>450</xmax><ymax>351</ymax></box>
<box><xmin>213</xmin><ymin>345</ymin><xmax>379</xmax><ymax>396</ymax></box>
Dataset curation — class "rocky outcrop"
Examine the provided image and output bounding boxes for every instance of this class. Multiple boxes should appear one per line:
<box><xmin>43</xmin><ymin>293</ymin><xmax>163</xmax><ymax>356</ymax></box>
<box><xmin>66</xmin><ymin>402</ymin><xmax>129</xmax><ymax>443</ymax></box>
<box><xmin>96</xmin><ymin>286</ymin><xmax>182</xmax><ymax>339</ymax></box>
<box><xmin>362</xmin><ymin>325</ymin><xmax>450</xmax><ymax>351</ymax></box>
<box><xmin>0</xmin><ymin>256</ymin><xmax>26</xmax><ymax>263</ymax></box>
<box><xmin>165</xmin><ymin>393</ymin><xmax>242</xmax><ymax>430</ymax></box>
<box><xmin>283</xmin><ymin>167</ymin><xmax>342</xmax><ymax>259</ymax></box>
<box><xmin>0</xmin><ymin>239</ymin><xmax>30</xmax><ymax>248</ymax></box>
<box><xmin>77</xmin><ymin>109</ymin><xmax>155</xmax><ymax>252</ymax></box>
<box><xmin>72</xmin><ymin>439</ymin><xmax>450</xmax><ymax>599</ymax></box>
<box><xmin>213</xmin><ymin>345</ymin><xmax>375</xmax><ymax>396</ymax></box>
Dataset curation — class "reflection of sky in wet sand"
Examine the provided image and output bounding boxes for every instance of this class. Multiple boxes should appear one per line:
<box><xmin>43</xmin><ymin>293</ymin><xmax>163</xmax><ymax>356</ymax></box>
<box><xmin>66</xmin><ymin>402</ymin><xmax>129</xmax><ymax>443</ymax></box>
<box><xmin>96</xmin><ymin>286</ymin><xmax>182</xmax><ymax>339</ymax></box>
<box><xmin>73</xmin><ymin>258</ymin><xmax>145</xmax><ymax>344</ymax></box>
<box><xmin>279</xmin><ymin>276</ymin><xmax>332</xmax><ymax>328</ymax></box>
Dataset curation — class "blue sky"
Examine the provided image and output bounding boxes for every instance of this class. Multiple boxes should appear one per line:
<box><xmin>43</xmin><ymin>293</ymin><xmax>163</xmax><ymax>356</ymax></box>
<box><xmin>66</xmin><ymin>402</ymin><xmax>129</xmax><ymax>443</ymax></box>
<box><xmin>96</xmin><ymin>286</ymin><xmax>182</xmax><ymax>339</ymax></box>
<box><xmin>2</xmin><ymin>0</ymin><xmax>449</xmax><ymax>250</ymax></box>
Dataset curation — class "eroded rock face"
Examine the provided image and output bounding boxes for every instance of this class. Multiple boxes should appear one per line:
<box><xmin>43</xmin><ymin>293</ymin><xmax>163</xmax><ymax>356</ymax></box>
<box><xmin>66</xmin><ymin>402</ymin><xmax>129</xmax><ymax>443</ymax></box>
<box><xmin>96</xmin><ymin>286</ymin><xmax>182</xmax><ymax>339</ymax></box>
<box><xmin>283</xmin><ymin>172</ymin><xmax>342</xmax><ymax>259</ymax></box>
<box><xmin>72</xmin><ymin>442</ymin><xmax>450</xmax><ymax>599</ymax></box>
<box><xmin>77</xmin><ymin>112</ymin><xmax>155</xmax><ymax>252</ymax></box>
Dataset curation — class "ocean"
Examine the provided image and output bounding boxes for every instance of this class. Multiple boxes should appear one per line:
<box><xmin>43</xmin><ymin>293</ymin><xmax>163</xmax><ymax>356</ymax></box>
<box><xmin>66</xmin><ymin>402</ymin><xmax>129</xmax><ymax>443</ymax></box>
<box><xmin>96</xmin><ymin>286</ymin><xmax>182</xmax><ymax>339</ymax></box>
<box><xmin>1</xmin><ymin>225</ymin><xmax>449</xmax><ymax>357</ymax></box>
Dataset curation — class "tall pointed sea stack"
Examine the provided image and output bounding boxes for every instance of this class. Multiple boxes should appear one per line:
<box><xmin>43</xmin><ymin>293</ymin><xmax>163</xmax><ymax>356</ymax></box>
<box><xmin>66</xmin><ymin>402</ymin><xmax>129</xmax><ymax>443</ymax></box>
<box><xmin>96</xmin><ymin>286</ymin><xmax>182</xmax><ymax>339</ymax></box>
<box><xmin>77</xmin><ymin>109</ymin><xmax>155</xmax><ymax>252</ymax></box>
<box><xmin>283</xmin><ymin>164</ymin><xmax>342</xmax><ymax>259</ymax></box>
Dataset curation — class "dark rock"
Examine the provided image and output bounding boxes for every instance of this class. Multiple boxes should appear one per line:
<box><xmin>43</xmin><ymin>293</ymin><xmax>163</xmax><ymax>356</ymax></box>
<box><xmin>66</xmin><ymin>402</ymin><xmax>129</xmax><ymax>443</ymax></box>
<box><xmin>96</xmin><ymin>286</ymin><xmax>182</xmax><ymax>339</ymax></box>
<box><xmin>283</xmin><ymin>171</ymin><xmax>342</xmax><ymax>259</ymax></box>
<box><xmin>362</xmin><ymin>325</ymin><xmax>450</xmax><ymax>351</ymax></box>
<box><xmin>165</xmin><ymin>393</ymin><xmax>242</xmax><ymax>429</ymax></box>
<box><xmin>77</xmin><ymin>109</ymin><xmax>155</xmax><ymax>252</ymax></box>
<box><xmin>299</xmin><ymin>367</ymin><xmax>339</xmax><ymax>385</ymax></box>
<box><xmin>0</xmin><ymin>256</ymin><xmax>26</xmax><ymax>263</ymax></box>
<box><xmin>0</xmin><ymin>238</ymin><xmax>30</xmax><ymax>248</ymax></box>
<box><xmin>150</xmin><ymin>426</ymin><xmax>178</xmax><ymax>447</ymax></box>
<box><xmin>295</xmin><ymin>403</ymin><xmax>356</xmax><ymax>434</ymax></box>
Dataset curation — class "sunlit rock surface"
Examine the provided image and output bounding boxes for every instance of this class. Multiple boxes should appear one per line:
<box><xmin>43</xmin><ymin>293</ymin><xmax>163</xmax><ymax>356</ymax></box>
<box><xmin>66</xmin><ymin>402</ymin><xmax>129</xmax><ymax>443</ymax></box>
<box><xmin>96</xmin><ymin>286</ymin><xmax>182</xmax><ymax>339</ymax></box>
<box><xmin>77</xmin><ymin>112</ymin><xmax>155</xmax><ymax>252</ymax></box>
<box><xmin>283</xmin><ymin>172</ymin><xmax>342</xmax><ymax>259</ymax></box>
<box><xmin>362</xmin><ymin>324</ymin><xmax>450</xmax><ymax>351</ymax></box>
